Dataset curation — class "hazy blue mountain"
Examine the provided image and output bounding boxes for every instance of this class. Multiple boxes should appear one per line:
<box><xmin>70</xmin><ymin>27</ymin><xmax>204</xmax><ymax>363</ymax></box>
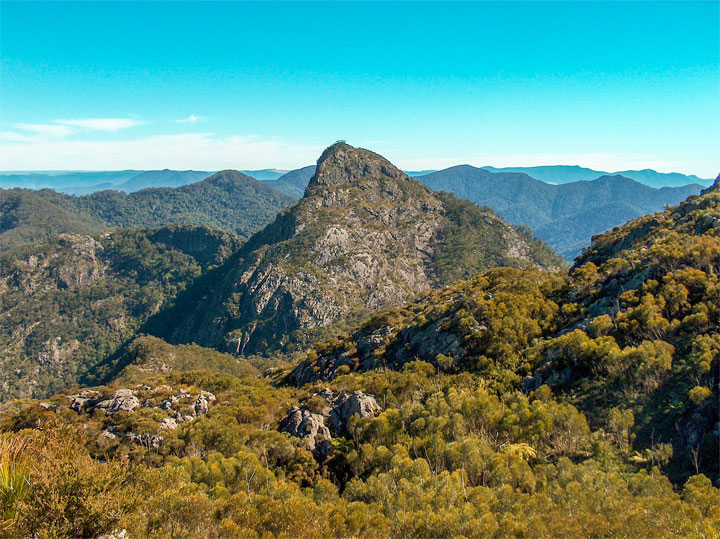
<box><xmin>405</xmin><ymin>169</ymin><xmax>438</xmax><ymax>176</ymax></box>
<box><xmin>118</xmin><ymin>169</ymin><xmax>212</xmax><ymax>192</ymax></box>
<box><xmin>0</xmin><ymin>171</ymin><xmax>141</xmax><ymax>192</ymax></box>
<box><xmin>240</xmin><ymin>169</ymin><xmax>289</xmax><ymax>181</ymax></box>
<box><xmin>481</xmin><ymin>165</ymin><xmax>712</xmax><ymax>188</ymax></box>
<box><xmin>417</xmin><ymin>166</ymin><xmax>704</xmax><ymax>260</ymax></box>
<box><xmin>262</xmin><ymin>165</ymin><xmax>317</xmax><ymax>197</ymax></box>
<box><xmin>613</xmin><ymin>169</ymin><xmax>713</xmax><ymax>188</ymax></box>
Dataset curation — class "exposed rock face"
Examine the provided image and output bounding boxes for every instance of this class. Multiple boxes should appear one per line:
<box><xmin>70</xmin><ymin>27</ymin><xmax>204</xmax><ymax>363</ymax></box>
<box><xmin>290</xmin><ymin>314</ymin><xmax>472</xmax><ymax>387</ymax></box>
<box><xmin>68</xmin><ymin>390</ymin><xmax>101</xmax><ymax>412</ymax></box>
<box><xmin>160</xmin><ymin>417</ymin><xmax>178</xmax><ymax>430</ymax></box>
<box><xmin>279</xmin><ymin>389</ymin><xmax>381</xmax><ymax>454</ymax></box>
<box><xmin>96</xmin><ymin>389</ymin><xmax>141</xmax><ymax>413</ymax></box>
<box><xmin>193</xmin><ymin>391</ymin><xmax>216</xmax><ymax>416</ymax></box>
<box><xmin>279</xmin><ymin>406</ymin><xmax>331</xmax><ymax>452</ymax></box>
<box><xmin>700</xmin><ymin>173</ymin><xmax>720</xmax><ymax>195</ymax></box>
<box><xmin>154</xmin><ymin>143</ymin><xmax>561</xmax><ymax>356</ymax></box>
<box><xmin>0</xmin><ymin>226</ymin><xmax>240</xmax><ymax>402</ymax></box>
<box><xmin>327</xmin><ymin>390</ymin><xmax>381</xmax><ymax>434</ymax></box>
<box><xmin>148</xmin><ymin>225</ymin><xmax>243</xmax><ymax>269</ymax></box>
<box><xmin>53</xmin><ymin>234</ymin><xmax>105</xmax><ymax>289</ymax></box>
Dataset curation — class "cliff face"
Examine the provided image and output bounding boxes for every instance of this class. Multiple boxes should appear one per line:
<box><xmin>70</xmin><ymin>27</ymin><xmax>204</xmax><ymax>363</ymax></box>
<box><xmin>152</xmin><ymin>143</ymin><xmax>563</xmax><ymax>355</ymax></box>
<box><xmin>0</xmin><ymin>226</ymin><xmax>240</xmax><ymax>401</ymax></box>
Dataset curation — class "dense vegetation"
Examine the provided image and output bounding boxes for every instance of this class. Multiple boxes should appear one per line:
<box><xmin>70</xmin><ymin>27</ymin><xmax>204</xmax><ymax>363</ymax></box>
<box><xmin>42</xmin><ymin>170</ymin><xmax>296</xmax><ymax>240</ymax></box>
<box><xmin>0</xmin><ymin>147</ymin><xmax>717</xmax><ymax>537</ymax></box>
<box><xmin>0</xmin><ymin>189</ymin><xmax>106</xmax><ymax>250</ymax></box>
<box><xmin>292</xmin><ymin>180</ymin><xmax>720</xmax><ymax>484</ymax></box>
<box><xmin>1</xmin><ymin>171</ymin><xmax>294</xmax><ymax>250</ymax></box>
<box><xmin>419</xmin><ymin>166</ymin><xmax>703</xmax><ymax>260</ymax></box>
<box><xmin>0</xmin><ymin>344</ymin><xmax>717</xmax><ymax>537</ymax></box>
<box><xmin>0</xmin><ymin>226</ymin><xmax>241</xmax><ymax>401</ymax></box>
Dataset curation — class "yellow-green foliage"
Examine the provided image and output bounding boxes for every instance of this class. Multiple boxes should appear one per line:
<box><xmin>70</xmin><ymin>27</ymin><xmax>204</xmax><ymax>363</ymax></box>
<box><xmin>1</xmin><ymin>420</ymin><xmax>134</xmax><ymax>538</ymax></box>
<box><xmin>0</xmin><ymin>176</ymin><xmax>718</xmax><ymax>537</ymax></box>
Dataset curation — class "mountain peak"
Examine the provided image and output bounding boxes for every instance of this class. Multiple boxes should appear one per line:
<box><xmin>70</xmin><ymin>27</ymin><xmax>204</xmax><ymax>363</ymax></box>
<box><xmin>152</xmin><ymin>144</ymin><xmax>562</xmax><ymax>356</ymax></box>
<box><xmin>308</xmin><ymin>141</ymin><xmax>406</xmax><ymax>189</ymax></box>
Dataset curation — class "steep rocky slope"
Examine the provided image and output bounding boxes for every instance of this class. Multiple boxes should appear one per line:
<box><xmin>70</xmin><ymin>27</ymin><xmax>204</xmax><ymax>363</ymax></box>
<box><xmin>0</xmin><ymin>225</ymin><xmax>242</xmax><ymax>400</ymax></box>
<box><xmin>289</xmin><ymin>174</ymin><xmax>720</xmax><ymax>482</ymax></box>
<box><xmin>148</xmin><ymin>143</ymin><xmax>562</xmax><ymax>356</ymax></box>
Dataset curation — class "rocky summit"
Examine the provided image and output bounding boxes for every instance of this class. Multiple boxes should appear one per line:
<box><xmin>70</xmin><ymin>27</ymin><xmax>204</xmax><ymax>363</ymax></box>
<box><xmin>149</xmin><ymin>142</ymin><xmax>563</xmax><ymax>355</ymax></box>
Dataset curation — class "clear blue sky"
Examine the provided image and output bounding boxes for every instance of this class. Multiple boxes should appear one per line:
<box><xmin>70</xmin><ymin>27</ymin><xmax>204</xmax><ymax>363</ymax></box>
<box><xmin>1</xmin><ymin>1</ymin><xmax>718</xmax><ymax>175</ymax></box>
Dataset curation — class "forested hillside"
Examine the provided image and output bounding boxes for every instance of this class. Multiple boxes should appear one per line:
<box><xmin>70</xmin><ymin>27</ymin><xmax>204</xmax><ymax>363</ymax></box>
<box><xmin>0</xmin><ymin>189</ymin><xmax>106</xmax><ymax>249</ymax></box>
<box><xmin>48</xmin><ymin>170</ymin><xmax>296</xmax><ymax>239</ymax></box>
<box><xmin>0</xmin><ymin>178</ymin><xmax>717</xmax><ymax>536</ymax></box>
<box><xmin>418</xmin><ymin>166</ymin><xmax>703</xmax><ymax>259</ymax></box>
<box><xmin>0</xmin><ymin>225</ymin><xmax>242</xmax><ymax>400</ymax></box>
<box><xmin>1</xmin><ymin>171</ymin><xmax>296</xmax><ymax>250</ymax></box>
<box><xmin>0</xmin><ymin>151</ymin><xmax>716</xmax><ymax>538</ymax></box>
<box><xmin>292</xmin><ymin>176</ymin><xmax>720</xmax><ymax>483</ymax></box>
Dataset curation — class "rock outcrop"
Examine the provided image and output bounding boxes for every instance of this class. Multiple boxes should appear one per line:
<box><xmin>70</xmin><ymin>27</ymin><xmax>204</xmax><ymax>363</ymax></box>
<box><xmin>279</xmin><ymin>407</ymin><xmax>331</xmax><ymax>453</ymax></box>
<box><xmin>96</xmin><ymin>389</ymin><xmax>141</xmax><ymax>414</ymax></box>
<box><xmin>326</xmin><ymin>390</ymin><xmax>381</xmax><ymax>434</ymax></box>
<box><xmin>279</xmin><ymin>389</ymin><xmax>381</xmax><ymax>455</ymax></box>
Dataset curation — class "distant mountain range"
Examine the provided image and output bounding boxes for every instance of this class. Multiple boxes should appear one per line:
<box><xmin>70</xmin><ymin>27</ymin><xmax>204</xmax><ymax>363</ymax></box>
<box><xmin>0</xmin><ymin>168</ymin><xmax>289</xmax><ymax>194</ymax></box>
<box><xmin>250</xmin><ymin>164</ymin><xmax>705</xmax><ymax>260</ymax></box>
<box><xmin>418</xmin><ymin>166</ymin><xmax>703</xmax><ymax>260</ymax></box>
<box><xmin>0</xmin><ymin>171</ymin><xmax>295</xmax><ymax>249</ymax></box>
<box><xmin>1</xmin><ymin>162</ymin><xmax>712</xmax><ymax>260</ymax></box>
<box><xmin>480</xmin><ymin>165</ymin><xmax>712</xmax><ymax>188</ymax></box>
<box><xmin>1</xmin><ymin>164</ymin><xmax>711</xmax><ymax>195</ymax></box>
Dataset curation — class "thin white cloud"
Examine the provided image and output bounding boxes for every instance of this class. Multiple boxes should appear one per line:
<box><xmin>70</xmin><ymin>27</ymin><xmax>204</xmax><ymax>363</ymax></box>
<box><xmin>0</xmin><ymin>130</ymin><xmax>49</xmax><ymax>143</ymax></box>
<box><xmin>0</xmin><ymin>132</ymin><xmax>324</xmax><ymax>170</ymax></box>
<box><xmin>176</xmin><ymin>114</ymin><xmax>205</xmax><ymax>124</ymax></box>
<box><xmin>54</xmin><ymin>118</ymin><xmax>146</xmax><ymax>131</ymax></box>
<box><xmin>14</xmin><ymin>123</ymin><xmax>75</xmax><ymax>138</ymax></box>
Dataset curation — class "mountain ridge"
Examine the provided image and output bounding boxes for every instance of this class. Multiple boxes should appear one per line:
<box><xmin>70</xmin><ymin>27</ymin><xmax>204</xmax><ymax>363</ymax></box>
<box><xmin>146</xmin><ymin>142</ymin><xmax>562</xmax><ymax>356</ymax></box>
<box><xmin>418</xmin><ymin>166</ymin><xmax>703</xmax><ymax>259</ymax></box>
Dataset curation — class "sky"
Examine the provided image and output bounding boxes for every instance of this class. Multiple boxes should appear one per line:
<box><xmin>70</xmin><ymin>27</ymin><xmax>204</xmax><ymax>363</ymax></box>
<box><xmin>0</xmin><ymin>1</ymin><xmax>718</xmax><ymax>176</ymax></box>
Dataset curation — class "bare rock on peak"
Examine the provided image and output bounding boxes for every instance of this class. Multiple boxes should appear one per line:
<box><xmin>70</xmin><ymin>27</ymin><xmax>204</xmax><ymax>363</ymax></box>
<box><xmin>700</xmin><ymin>173</ymin><xmax>720</xmax><ymax>195</ymax></box>
<box><xmin>308</xmin><ymin>142</ymin><xmax>407</xmax><ymax>189</ymax></box>
<box><xmin>151</xmin><ymin>142</ymin><xmax>562</xmax><ymax>356</ymax></box>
